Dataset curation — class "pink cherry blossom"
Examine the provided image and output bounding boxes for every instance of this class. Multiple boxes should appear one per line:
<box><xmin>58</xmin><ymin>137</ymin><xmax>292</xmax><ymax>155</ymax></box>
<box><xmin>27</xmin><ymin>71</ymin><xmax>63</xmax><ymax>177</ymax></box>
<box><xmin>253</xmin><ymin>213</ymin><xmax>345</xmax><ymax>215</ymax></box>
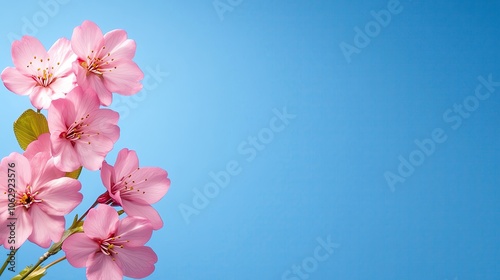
<box><xmin>71</xmin><ymin>20</ymin><xmax>144</xmax><ymax>106</ymax></box>
<box><xmin>98</xmin><ymin>148</ymin><xmax>170</xmax><ymax>230</ymax></box>
<box><xmin>1</xmin><ymin>36</ymin><xmax>76</xmax><ymax>109</ymax></box>
<box><xmin>62</xmin><ymin>204</ymin><xmax>157</xmax><ymax>280</ymax></box>
<box><xmin>0</xmin><ymin>152</ymin><xmax>82</xmax><ymax>248</ymax></box>
<box><xmin>48</xmin><ymin>86</ymin><xmax>120</xmax><ymax>172</ymax></box>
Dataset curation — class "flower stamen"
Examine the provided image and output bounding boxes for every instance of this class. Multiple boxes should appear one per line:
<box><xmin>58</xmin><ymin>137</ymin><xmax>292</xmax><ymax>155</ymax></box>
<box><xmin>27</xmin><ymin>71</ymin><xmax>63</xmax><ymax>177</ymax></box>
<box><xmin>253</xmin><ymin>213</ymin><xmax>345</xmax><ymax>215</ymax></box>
<box><xmin>19</xmin><ymin>185</ymin><xmax>42</xmax><ymax>209</ymax></box>
<box><xmin>98</xmin><ymin>235</ymin><xmax>129</xmax><ymax>260</ymax></box>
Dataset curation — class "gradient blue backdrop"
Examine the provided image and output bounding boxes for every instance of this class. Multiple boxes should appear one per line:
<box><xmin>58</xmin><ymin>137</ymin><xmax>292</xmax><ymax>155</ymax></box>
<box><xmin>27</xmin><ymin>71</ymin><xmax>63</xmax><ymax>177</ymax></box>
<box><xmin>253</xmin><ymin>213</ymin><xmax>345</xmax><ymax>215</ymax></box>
<box><xmin>0</xmin><ymin>1</ymin><xmax>499</xmax><ymax>279</ymax></box>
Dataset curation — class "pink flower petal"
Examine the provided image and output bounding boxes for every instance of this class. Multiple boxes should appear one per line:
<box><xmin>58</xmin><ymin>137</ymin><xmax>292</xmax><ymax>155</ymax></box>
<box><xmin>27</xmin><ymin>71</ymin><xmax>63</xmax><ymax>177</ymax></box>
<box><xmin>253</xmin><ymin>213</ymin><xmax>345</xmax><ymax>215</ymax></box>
<box><xmin>103</xmin><ymin>29</ymin><xmax>127</xmax><ymax>55</ymax></box>
<box><xmin>86</xmin><ymin>109</ymin><xmax>120</xmax><ymax>142</ymax></box>
<box><xmin>83</xmin><ymin>204</ymin><xmax>118</xmax><ymax>240</ymax></box>
<box><xmin>100</xmin><ymin>161</ymin><xmax>115</xmax><ymax>192</ymax></box>
<box><xmin>115</xmin><ymin>246</ymin><xmax>157</xmax><ymax>279</ymax></box>
<box><xmin>0</xmin><ymin>212</ymin><xmax>12</xmax><ymax>247</ymax></box>
<box><xmin>11</xmin><ymin>36</ymin><xmax>48</xmax><ymax>76</ymax></box>
<box><xmin>66</xmin><ymin>86</ymin><xmax>100</xmax><ymax>121</ymax></box>
<box><xmin>37</xmin><ymin>177</ymin><xmax>82</xmax><ymax>215</ymax></box>
<box><xmin>125</xmin><ymin>167</ymin><xmax>170</xmax><ymax>204</ymax></box>
<box><xmin>49</xmin><ymin>74</ymin><xmax>76</xmax><ymax>95</ymax></box>
<box><xmin>121</xmin><ymin>200</ymin><xmax>164</xmax><ymax>230</ymax></box>
<box><xmin>116</xmin><ymin>216</ymin><xmax>153</xmax><ymax>246</ymax></box>
<box><xmin>28</xmin><ymin>205</ymin><xmax>64</xmax><ymax>248</ymax></box>
<box><xmin>62</xmin><ymin>233</ymin><xmax>99</xmax><ymax>268</ymax></box>
<box><xmin>73</xmin><ymin>63</ymin><xmax>113</xmax><ymax>106</ymax></box>
<box><xmin>4</xmin><ymin>208</ymin><xmax>32</xmax><ymax>249</ymax></box>
<box><xmin>49</xmin><ymin>97</ymin><xmax>77</xmax><ymax>134</ymax></box>
<box><xmin>86</xmin><ymin>252</ymin><xmax>122</xmax><ymax>280</ymax></box>
<box><xmin>24</xmin><ymin>133</ymin><xmax>52</xmax><ymax>159</ymax></box>
<box><xmin>1</xmin><ymin>67</ymin><xmax>36</xmax><ymax>95</ymax></box>
<box><xmin>29</xmin><ymin>86</ymin><xmax>54</xmax><ymax>109</ymax></box>
<box><xmin>0</xmin><ymin>194</ymin><xmax>8</xmax><ymax>210</ymax></box>
<box><xmin>0</xmin><ymin>153</ymin><xmax>31</xmax><ymax>188</ymax></box>
<box><xmin>47</xmin><ymin>37</ymin><xmax>76</xmax><ymax>78</ymax></box>
<box><xmin>110</xmin><ymin>39</ymin><xmax>137</xmax><ymax>61</ymax></box>
<box><xmin>72</xmin><ymin>60</ymin><xmax>90</xmax><ymax>88</ymax></box>
<box><xmin>71</xmin><ymin>20</ymin><xmax>103</xmax><ymax>59</ymax></box>
<box><xmin>114</xmin><ymin>149</ymin><xmax>139</xmax><ymax>181</ymax></box>
<box><xmin>53</xmin><ymin>139</ymin><xmax>81</xmax><ymax>172</ymax></box>
<box><xmin>75</xmin><ymin>134</ymin><xmax>115</xmax><ymax>171</ymax></box>
<box><xmin>87</xmin><ymin>72</ymin><xmax>113</xmax><ymax>105</ymax></box>
<box><xmin>103</xmin><ymin>61</ymin><xmax>143</xmax><ymax>95</ymax></box>
<box><xmin>30</xmin><ymin>153</ymin><xmax>64</xmax><ymax>188</ymax></box>
<box><xmin>103</xmin><ymin>30</ymin><xmax>136</xmax><ymax>61</ymax></box>
<box><xmin>110</xmin><ymin>189</ymin><xmax>124</xmax><ymax>206</ymax></box>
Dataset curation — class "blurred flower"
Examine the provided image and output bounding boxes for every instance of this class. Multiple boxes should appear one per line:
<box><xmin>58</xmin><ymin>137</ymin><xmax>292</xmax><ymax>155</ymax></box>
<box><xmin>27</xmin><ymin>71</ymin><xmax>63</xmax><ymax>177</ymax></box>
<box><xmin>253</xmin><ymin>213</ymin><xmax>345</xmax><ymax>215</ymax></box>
<box><xmin>98</xmin><ymin>148</ymin><xmax>170</xmax><ymax>230</ymax></box>
<box><xmin>1</xmin><ymin>36</ymin><xmax>76</xmax><ymax>109</ymax></box>
<box><xmin>71</xmin><ymin>20</ymin><xmax>143</xmax><ymax>106</ymax></box>
<box><xmin>48</xmin><ymin>86</ymin><xmax>120</xmax><ymax>172</ymax></box>
<box><xmin>0</xmin><ymin>152</ymin><xmax>82</xmax><ymax>248</ymax></box>
<box><xmin>62</xmin><ymin>204</ymin><xmax>157</xmax><ymax>280</ymax></box>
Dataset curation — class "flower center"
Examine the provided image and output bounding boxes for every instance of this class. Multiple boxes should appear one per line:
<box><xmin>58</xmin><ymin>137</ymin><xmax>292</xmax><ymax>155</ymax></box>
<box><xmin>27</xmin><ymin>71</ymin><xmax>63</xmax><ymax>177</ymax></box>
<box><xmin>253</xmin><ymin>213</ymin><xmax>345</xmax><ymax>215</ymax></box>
<box><xmin>27</xmin><ymin>55</ymin><xmax>59</xmax><ymax>87</ymax></box>
<box><xmin>33</xmin><ymin>69</ymin><xmax>54</xmax><ymax>87</ymax></box>
<box><xmin>116</xmin><ymin>168</ymin><xmax>149</xmax><ymax>196</ymax></box>
<box><xmin>60</xmin><ymin>123</ymin><xmax>84</xmax><ymax>141</ymax></box>
<box><xmin>80</xmin><ymin>46</ymin><xmax>116</xmax><ymax>77</ymax></box>
<box><xmin>97</xmin><ymin>168</ymin><xmax>149</xmax><ymax>206</ymax></box>
<box><xmin>59</xmin><ymin>114</ymin><xmax>96</xmax><ymax>145</ymax></box>
<box><xmin>19</xmin><ymin>185</ymin><xmax>42</xmax><ymax>209</ymax></box>
<box><xmin>81</xmin><ymin>60</ymin><xmax>103</xmax><ymax>76</ymax></box>
<box><xmin>98</xmin><ymin>235</ymin><xmax>128</xmax><ymax>261</ymax></box>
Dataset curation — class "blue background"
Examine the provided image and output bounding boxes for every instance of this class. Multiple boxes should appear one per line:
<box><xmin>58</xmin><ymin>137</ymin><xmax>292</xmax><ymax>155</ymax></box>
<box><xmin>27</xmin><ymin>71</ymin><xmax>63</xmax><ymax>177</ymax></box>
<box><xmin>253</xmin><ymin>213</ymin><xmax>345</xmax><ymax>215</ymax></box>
<box><xmin>0</xmin><ymin>0</ymin><xmax>499</xmax><ymax>279</ymax></box>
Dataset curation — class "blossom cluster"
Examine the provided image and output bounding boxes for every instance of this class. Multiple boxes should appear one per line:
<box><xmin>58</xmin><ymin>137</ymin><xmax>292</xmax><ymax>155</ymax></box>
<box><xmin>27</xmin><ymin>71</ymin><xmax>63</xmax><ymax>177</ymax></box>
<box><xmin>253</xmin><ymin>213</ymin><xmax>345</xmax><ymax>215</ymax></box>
<box><xmin>0</xmin><ymin>20</ymin><xmax>170</xmax><ymax>280</ymax></box>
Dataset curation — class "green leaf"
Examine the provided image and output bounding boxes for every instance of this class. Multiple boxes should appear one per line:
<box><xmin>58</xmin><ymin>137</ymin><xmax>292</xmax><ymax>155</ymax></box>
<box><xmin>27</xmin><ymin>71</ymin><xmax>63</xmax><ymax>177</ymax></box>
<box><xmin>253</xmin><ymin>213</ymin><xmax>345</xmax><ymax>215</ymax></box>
<box><xmin>12</xmin><ymin>265</ymin><xmax>46</xmax><ymax>280</ymax></box>
<box><xmin>65</xmin><ymin>167</ymin><xmax>83</xmax><ymax>179</ymax></box>
<box><xmin>13</xmin><ymin>109</ymin><xmax>49</xmax><ymax>150</ymax></box>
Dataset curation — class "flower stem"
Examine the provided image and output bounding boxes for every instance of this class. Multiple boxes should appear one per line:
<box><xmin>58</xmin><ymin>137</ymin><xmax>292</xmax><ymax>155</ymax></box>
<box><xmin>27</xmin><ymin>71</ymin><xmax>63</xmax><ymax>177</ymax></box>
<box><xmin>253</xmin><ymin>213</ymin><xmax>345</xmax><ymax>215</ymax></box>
<box><xmin>19</xmin><ymin>198</ymin><xmax>105</xmax><ymax>279</ymax></box>
<box><xmin>43</xmin><ymin>256</ymin><xmax>66</xmax><ymax>270</ymax></box>
<box><xmin>77</xmin><ymin>199</ymin><xmax>99</xmax><ymax>223</ymax></box>
<box><xmin>20</xmin><ymin>251</ymin><xmax>51</xmax><ymax>280</ymax></box>
<box><xmin>0</xmin><ymin>248</ymin><xmax>17</xmax><ymax>276</ymax></box>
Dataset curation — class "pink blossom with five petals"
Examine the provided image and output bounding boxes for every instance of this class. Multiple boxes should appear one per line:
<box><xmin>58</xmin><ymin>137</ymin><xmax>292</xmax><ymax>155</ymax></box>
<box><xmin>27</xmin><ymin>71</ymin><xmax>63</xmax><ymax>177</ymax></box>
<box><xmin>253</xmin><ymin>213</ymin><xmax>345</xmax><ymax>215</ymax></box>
<box><xmin>48</xmin><ymin>86</ymin><xmax>120</xmax><ymax>172</ymax></box>
<box><xmin>62</xmin><ymin>204</ymin><xmax>157</xmax><ymax>280</ymax></box>
<box><xmin>99</xmin><ymin>148</ymin><xmax>170</xmax><ymax>230</ymax></box>
<box><xmin>1</xmin><ymin>36</ymin><xmax>76</xmax><ymax>109</ymax></box>
<box><xmin>71</xmin><ymin>20</ymin><xmax>144</xmax><ymax>106</ymax></box>
<box><xmin>0</xmin><ymin>152</ymin><xmax>82</xmax><ymax>248</ymax></box>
